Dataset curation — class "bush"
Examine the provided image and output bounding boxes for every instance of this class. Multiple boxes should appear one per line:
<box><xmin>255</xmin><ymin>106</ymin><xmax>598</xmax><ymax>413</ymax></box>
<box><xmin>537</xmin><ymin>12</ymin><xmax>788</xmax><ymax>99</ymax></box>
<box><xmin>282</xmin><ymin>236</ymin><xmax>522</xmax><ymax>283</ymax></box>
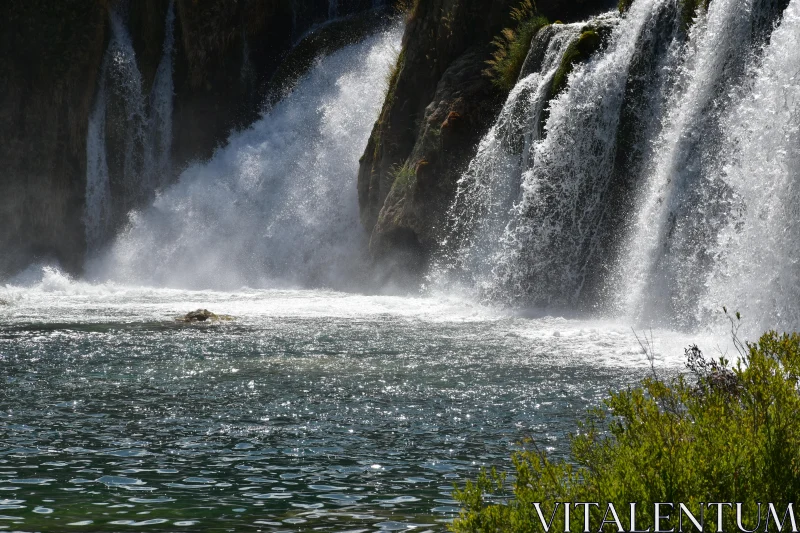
<box><xmin>452</xmin><ymin>330</ymin><xmax>800</xmax><ymax>533</ymax></box>
<box><xmin>484</xmin><ymin>0</ymin><xmax>549</xmax><ymax>91</ymax></box>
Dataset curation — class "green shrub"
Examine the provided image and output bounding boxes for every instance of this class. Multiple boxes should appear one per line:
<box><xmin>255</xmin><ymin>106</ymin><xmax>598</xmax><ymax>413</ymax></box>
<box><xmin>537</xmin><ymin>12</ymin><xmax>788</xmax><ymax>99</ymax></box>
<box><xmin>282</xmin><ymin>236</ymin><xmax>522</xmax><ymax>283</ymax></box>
<box><xmin>484</xmin><ymin>0</ymin><xmax>549</xmax><ymax>91</ymax></box>
<box><xmin>452</xmin><ymin>330</ymin><xmax>800</xmax><ymax>533</ymax></box>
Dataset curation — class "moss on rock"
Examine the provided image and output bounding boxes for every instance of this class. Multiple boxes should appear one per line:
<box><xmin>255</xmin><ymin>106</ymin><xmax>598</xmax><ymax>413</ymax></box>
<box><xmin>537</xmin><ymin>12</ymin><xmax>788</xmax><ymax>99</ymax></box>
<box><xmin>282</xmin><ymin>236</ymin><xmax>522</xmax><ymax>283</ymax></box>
<box><xmin>549</xmin><ymin>29</ymin><xmax>601</xmax><ymax>99</ymax></box>
<box><xmin>618</xmin><ymin>0</ymin><xmax>635</xmax><ymax>13</ymax></box>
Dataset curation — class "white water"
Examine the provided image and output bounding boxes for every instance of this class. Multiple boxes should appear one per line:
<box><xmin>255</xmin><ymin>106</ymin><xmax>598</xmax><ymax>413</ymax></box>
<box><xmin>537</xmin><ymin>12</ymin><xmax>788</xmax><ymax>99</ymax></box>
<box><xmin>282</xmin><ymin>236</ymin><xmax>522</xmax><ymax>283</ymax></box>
<box><xmin>107</xmin><ymin>10</ymin><xmax>149</xmax><ymax>207</ymax></box>
<box><xmin>2</xmin><ymin>265</ymin><xmax>707</xmax><ymax>370</ymax></box>
<box><xmin>72</xmin><ymin>0</ymin><xmax>800</xmax><ymax>338</ymax></box>
<box><xmin>89</xmin><ymin>27</ymin><xmax>403</xmax><ymax>291</ymax></box>
<box><xmin>613</xmin><ymin>0</ymin><xmax>768</xmax><ymax>324</ymax></box>
<box><xmin>702</xmin><ymin>0</ymin><xmax>800</xmax><ymax>333</ymax></box>
<box><xmin>143</xmin><ymin>0</ymin><xmax>176</xmax><ymax>191</ymax></box>
<box><xmin>432</xmin><ymin>24</ymin><xmax>582</xmax><ymax>296</ymax></box>
<box><xmin>84</xmin><ymin>4</ymin><xmax>177</xmax><ymax>253</ymax></box>
<box><xmin>437</xmin><ymin>1</ymin><xmax>679</xmax><ymax>309</ymax></box>
<box><xmin>436</xmin><ymin>0</ymin><xmax>798</xmax><ymax>335</ymax></box>
<box><xmin>85</xmin><ymin>80</ymin><xmax>112</xmax><ymax>253</ymax></box>
<box><xmin>84</xmin><ymin>10</ymin><xmax>144</xmax><ymax>254</ymax></box>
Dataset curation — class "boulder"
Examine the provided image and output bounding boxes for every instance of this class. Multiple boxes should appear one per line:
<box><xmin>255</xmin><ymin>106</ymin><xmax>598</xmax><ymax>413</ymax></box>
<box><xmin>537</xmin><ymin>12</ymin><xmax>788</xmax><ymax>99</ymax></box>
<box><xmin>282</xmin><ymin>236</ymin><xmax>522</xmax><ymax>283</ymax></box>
<box><xmin>178</xmin><ymin>309</ymin><xmax>233</xmax><ymax>323</ymax></box>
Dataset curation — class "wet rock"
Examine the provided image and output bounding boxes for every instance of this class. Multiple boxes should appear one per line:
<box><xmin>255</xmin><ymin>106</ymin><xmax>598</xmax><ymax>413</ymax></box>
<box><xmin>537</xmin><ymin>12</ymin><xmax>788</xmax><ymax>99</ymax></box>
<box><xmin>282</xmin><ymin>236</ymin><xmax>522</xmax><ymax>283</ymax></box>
<box><xmin>178</xmin><ymin>309</ymin><xmax>233</xmax><ymax>323</ymax></box>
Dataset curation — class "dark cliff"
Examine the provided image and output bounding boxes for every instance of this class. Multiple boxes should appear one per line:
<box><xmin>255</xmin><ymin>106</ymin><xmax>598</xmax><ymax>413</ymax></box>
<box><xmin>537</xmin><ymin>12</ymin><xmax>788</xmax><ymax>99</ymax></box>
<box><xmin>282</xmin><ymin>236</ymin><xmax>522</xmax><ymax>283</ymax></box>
<box><xmin>0</xmin><ymin>1</ymin><xmax>109</xmax><ymax>276</ymax></box>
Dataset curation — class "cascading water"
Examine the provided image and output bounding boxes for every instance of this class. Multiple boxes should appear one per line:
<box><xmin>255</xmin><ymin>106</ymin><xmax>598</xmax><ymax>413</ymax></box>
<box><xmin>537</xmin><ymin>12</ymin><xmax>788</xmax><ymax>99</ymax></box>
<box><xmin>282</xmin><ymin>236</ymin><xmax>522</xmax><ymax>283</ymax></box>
<box><xmin>432</xmin><ymin>24</ymin><xmax>583</xmax><ymax>295</ymax></box>
<box><xmin>106</xmin><ymin>10</ymin><xmax>148</xmax><ymax>209</ymax></box>
<box><xmin>700</xmin><ymin>0</ymin><xmax>800</xmax><ymax>334</ymax></box>
<box><xmin>612</xmin><ymin>0</ymin><xmax>792</xmax><ymax>327</ymax></box>
<box><xmin>436</xmin><ymin>0</ymin><xmax>685</xmax><ymax>309</ymax></box>
<box><xmin>143</xmin><ymin>0</ymin><xmax>176</xmax><ymax>191</ymax></box>
<box><xmin>89</xmin><ymin>26</ymin><xmax>403</xmax><ymax>290</ymax></box>
<box><xmin>329</xmin><ymin>0</ymin><xmax>338</xmax><ymax>19</ymax></box>
<box><xmin>84</xmin><ymin>3</ymin><xmax>177</xmax><ymax>253</ymax></box>
<box><xmin>84</xmin><ymin>81</ymin><xmax>112</xmax><ymax>254</ymax></box>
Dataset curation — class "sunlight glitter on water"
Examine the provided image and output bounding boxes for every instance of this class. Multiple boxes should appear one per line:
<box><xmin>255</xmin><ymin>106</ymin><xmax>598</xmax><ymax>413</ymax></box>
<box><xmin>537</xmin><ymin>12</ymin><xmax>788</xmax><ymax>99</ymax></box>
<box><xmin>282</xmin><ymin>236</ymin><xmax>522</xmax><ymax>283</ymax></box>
<box><xmin>0</xmin><ymin>268</ymin><xmax>721</xmax><ymax>532</ymax></box>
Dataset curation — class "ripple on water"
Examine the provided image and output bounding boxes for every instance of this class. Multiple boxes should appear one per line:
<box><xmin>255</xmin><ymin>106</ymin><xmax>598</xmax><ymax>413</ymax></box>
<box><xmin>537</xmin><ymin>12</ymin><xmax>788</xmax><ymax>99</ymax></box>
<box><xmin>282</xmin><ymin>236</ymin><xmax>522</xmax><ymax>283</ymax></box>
<box><xmin>0</xmin><ymin>287</ymin><xmax>696</xmax><ymax>531</ymax></box>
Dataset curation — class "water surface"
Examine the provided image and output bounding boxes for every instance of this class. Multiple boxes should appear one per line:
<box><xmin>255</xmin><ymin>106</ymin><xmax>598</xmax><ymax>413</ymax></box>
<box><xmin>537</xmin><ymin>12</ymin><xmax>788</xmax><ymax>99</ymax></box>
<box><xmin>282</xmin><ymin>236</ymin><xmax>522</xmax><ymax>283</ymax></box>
<box><xmin>0</xmin><ymin>269</ymin><xmax>699</xmax><ymax>532</ymax></box>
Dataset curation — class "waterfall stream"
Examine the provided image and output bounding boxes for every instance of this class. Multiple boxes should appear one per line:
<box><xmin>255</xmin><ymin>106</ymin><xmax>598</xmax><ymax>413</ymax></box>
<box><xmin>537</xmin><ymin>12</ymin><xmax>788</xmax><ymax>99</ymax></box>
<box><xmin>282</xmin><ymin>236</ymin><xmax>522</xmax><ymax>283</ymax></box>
<box><xmin>612</xmin><ymin>0</ymin><xmax>788</xmax><ymax>326</ymax></box>
<box><xmin>78</xmin><ymin>0</ymin><xmax>800</xmax><ymax>332</ymax></box>
<box><xmin>90</xmin><ymin>26</ymin><xmax>403</xmax><ymax>290</ymax></box>
<box><xmin>84</xmin><ymin>2</ymin><xmax>176</xmax><ymax>255</ymax></box>
<box><xmin>436</xmin><ymin>0</ymin><xmax>680</xmax><ymax>308</ymax></box>
<box><xmin>701</xmin><ymin>0</ymin><xmax>800</xmax><ymax>333</ymax></box>
<box><xmin>84</xmin><ymin>80</ymin><xmax>112</xmax><ymax>253</ymax></box>
<box><xmin>437</xmin><ymin>0</ymin><xmax>799</xmax><ymax>332</ymax></box>
<box><xmin>144</xmin><ymin>0</ymin><xmax>176</xmax><ymax>192</ymax></box>
<box><xmin>432</xmin><ymin>23</ymin><xmax>583</xmax><ymax>296</ymax></box>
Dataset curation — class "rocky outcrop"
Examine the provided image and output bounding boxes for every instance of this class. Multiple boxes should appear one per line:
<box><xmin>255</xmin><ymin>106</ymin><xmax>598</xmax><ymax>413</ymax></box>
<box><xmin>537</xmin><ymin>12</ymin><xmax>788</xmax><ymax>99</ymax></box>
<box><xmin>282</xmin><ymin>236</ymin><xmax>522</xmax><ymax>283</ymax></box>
<box><xmin>0</xmin><ymin>1</ymin><xmax>109</xmax><ymax>277</ymax></box>
<box><xmin>357</xmin><ymin>0</ymin><xmax>616</xmax><ymax>281</ymax></box>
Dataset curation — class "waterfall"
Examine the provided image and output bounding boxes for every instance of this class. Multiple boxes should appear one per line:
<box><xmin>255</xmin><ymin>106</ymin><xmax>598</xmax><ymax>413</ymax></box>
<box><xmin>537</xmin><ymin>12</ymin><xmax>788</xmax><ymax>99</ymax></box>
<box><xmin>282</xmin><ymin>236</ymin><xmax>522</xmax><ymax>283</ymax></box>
<box><xmin>84</xmin><ymin>80</ymin><xmax>112</xmax><ymax>254</ymax></box>
<box><xmin>701</xmin><ymin>0</ymin><xmax>800</xmax><ymax>333</ymax></box>
<box><xmin>84</xmin><ymin>4</ymin><xmax>177</xmax><ymax>253</ymax></box>
<box><xmin>107</xmin><ymin>10</ymin><xmax>148</xmax><ymax>209</ymax></box>
<box><xmin>143</xmin><ymin>0</ymin><xmax>176</xmax><ymax>191</ymax></box>
<box><xmin>612</xmin><ymin>0</ymin><xmax>794</xmax><ymax>327</ymax></box>
<box><xmin>90</xmin><ymin>26</ymin><xmax>403</xmax><ymax>290</ymax></box>
<box><xmin>329</xmin><ymin>0</ymin><xmax>338</xmax><ymax>19</ymax></box>
<box><xmin>432</xmin><ymin>0</ymin><xmax>798</xmax><ymax>333</ymax></box>
<box><xmin>436</xmin><ymin>0</ymin><xmax>683</xmax><ymax>308</ymax></box>
<box><xmin>432</xmin><ymin>24</ymin><xmax>583</xmax><ymax>295</ymax></box>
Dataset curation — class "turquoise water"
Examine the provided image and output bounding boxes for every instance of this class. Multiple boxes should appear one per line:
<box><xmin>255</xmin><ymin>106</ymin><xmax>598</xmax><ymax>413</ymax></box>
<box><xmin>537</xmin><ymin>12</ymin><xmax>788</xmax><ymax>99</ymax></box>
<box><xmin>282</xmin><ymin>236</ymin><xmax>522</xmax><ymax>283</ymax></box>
<box><xmin>0</xmin><ymin>269</ymin><xmax>696</xmax><ymax>532</ymax></box>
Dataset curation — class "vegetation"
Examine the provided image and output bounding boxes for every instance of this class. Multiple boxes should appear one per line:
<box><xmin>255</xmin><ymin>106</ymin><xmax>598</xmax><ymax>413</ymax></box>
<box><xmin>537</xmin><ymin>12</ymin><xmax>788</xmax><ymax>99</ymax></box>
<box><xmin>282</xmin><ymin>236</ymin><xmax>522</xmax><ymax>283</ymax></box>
<box><xmin>395</xmin><ymin>0</ymin><xmax>422</xmax><ymax>20</ymax></box>
<box><xmin>452</xmin><ymin>325</ymin><xmax>800</xmax><ymax>533</ymax></box>
<box><xmin>549</xmin><ymin>30</ymin><xmax>602</xmax><ymax>99</ymax></box>
<box><xmin>484</xmin><ymin>0</ymin><xmax>550</xmax><ymax>91</ymax></box>
<box><xmin>384</xmin><ymin>49</ymin><xmax>406</xmax><ymax>106</ymax></box>
<box><xmin>389</xmin><ymin>163</ymin><xmax>417</xmax><ymax>195</ymax></box>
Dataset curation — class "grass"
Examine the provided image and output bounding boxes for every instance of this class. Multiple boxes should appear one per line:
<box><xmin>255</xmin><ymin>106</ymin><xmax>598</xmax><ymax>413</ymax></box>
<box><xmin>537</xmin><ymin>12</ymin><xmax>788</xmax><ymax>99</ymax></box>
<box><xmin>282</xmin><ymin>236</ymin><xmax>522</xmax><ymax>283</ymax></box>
<box><xmin>452</xmin><ymin>321</ymin><xmax>800</xmax><ymax>533</ymax></box>
<box><xmin>384</xmin><ymin>48</ymin><xmax>406</xmax><ymax>107</ymax></box>
<box><xmin>389</xmin><ymin>163</ymin><xmax>417</xmax><ymax>195</ymax></box>
<box><xmin>484</xmin><ymin>0</ymin><xmax>550</xmax><ymax>91</ymax></box>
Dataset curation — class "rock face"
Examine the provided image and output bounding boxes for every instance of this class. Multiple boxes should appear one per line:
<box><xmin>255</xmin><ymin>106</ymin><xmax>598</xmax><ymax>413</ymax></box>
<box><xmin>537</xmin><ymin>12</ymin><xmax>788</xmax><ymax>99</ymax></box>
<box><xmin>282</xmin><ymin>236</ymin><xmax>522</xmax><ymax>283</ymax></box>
<box><xmin>0</xmin><ymin>1</ymin><xmax>109</xmax><ymax>277</ymax></box>
<box><xmin>357</xmin><ymin>0</ymin><xmax>616</xmax><ymax>281</ymax></box>
<box><xmin>0</xmin><ymin>0</ymin><xmax>389</xmax><ymax>279</ymax></box>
